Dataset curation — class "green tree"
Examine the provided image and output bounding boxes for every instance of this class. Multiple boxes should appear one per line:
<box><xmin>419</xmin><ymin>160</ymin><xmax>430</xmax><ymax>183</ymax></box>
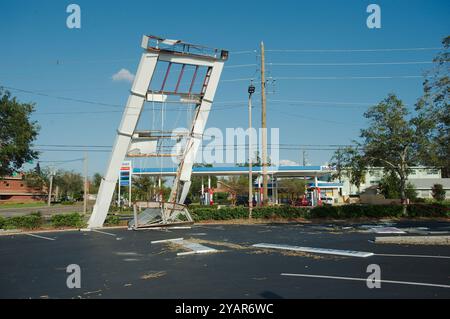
<box><xmin>223</xmin><ymin>175</ymin><xmax>249</xmax><ymax>196</ymax></box>
<box><xmin>54</xmin><ymin>170</ymin><xmax>83</xmax><ymax>200</ymax></box>
<box><xmin>431</xmin><ymin>184</ymin><xmax>446</xmax><ymax>202</ymax></box>
<box><xmin>132</xmin><ymin>175</ymin><xmax>155</xmax><ymax>201</ymax></box>
<box><xmin>90</xmin><ymin>173</ymin><xmax>103</xmax><ymax>194</ymax></box>
<box><xmin>415</xmin><ymin>36</ymin><xmax>450</xmax><ymax>177</ymax></box>
<box><xmin>334</xmin><ymin>94</ymin><xmax>421</xmax><ymax>214</ymax></box>
<box><xmin>0</xmin><ymin>88</ymin><xmax>40</xmax><ymax>177</ymax></box>
<box><xmin>278</xmin><ymin>178</ymin><xmax>306</xmax><ymax>200</ymax></box>
<box><xmin>378</xmin><ymin>171</ymin><xmax>418</xmax><ymax>201</ymax></box>
<box><xmin>361</xmin><ymin>94</ymin><xmax>421</xmax><ymax>213</ymax></box>
<box><xmin>24</xmin><ymin>167</ymin><xmax>50</xmax><ymax>194</ymax></box>
<box><xmin>330</xmin><ymin>146</ymin><xmax>366</xmax><ymax>192</ymax></box>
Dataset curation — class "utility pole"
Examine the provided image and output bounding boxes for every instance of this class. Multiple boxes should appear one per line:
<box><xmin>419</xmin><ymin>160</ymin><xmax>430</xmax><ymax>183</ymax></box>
<box><xmin>83</xmin><ymin>152</ymin><xmax>88</xmax><ymax>214</ymax></box>
<box><xmin>47</xmin><ymin>170</ymin><xmax>54</xmax><ymax>207</ymax></box>
<box><xmin>260</xmin><ymin>41</ymin><xmax>268</xmax><ymax>206</ymax></box>
<box><xmin>248</xmin><ymin>82</ymin><xmax>255</xmax><ymax>218</ymax></box>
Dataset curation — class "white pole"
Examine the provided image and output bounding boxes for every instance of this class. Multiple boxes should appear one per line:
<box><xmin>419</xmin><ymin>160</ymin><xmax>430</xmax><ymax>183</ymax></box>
<box><xmin>118</xmin><ymin>183</ymin><xmax>121</xmax><ymax>208</ymax></box>
<box><xmin>47</xmin><ymin>173</ymin><xmax>53</xmax><ymax>207</ymax></box>
<box><xmin>248</xmin><ymin>83</ymin><xmax>254</xmax><ymax>218</ymax></box>
<box><xmin>83</xmin><ymin>152</ymin><xmax>88</xmax><ymax>214</ymax></box>
<box><xmin>208</xmin><ymin>175</ymin><xmax>211</xmax><ymax>205</ymax></box>
<box><xmin>314</xmin><ymin>175</ymin><xmax>319</xmax><ymax>207</ymax></box>
<box><xmin>129</xmin><ymin>164</ymin><xmax>132</xmax><ymax>207</ymax></box>
<box><xmin>201</xmin><ymin>176</ymin><xmax>204</xmax><ymax>205</ymax></box>
<box><xmin>133</xmin><ymin>204</ymin><xmax>138</xmax><ymax>229</ymax></box>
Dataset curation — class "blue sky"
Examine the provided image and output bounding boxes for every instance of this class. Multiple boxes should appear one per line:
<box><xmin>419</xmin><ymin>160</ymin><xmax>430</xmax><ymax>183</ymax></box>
<box><xmin>0</xmin><ymin>0</ymin><xmax>449</xmax><ymax>176</ymax></box>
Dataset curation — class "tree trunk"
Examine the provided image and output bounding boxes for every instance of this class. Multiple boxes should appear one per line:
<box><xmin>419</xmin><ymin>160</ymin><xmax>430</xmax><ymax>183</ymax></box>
<box><xmin>399</xmin><ymin>174</ymin><xmax>407</xmax><ymax>216</ymax></box>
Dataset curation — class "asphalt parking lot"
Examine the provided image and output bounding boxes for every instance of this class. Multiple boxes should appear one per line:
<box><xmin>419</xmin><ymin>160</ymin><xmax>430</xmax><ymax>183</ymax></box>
<box><xmin>0</xmin><ymin>221</ymin><xmax>449</xmax><ymax>299</ymax></box>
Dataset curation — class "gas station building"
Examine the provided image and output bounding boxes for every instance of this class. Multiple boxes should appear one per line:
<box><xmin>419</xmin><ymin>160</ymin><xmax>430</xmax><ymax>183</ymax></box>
<box><xmin>133</xmin><ymin>165</ymin><xmax>343</xmax><ymax>206</ymax></box>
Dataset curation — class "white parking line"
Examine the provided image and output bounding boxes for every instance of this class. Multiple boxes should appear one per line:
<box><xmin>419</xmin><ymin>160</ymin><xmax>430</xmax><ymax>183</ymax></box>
<box><xmin>91</xmin><ymin>229</ymin><xmax>117</xmax><ymax>237</ymax></box>
<box><xmin>151</xmin><ymin>238</ymin><xmax>184</xmax><ymax>244</ymax></box>
<box><xmin>281</xmin><ymin>273</ymin><xmax>450</xmax><ymax>289</ymax></box>
<box><xmin>25</xmin><ymin>233</ymin><xmax>55</xmax><ymax>241</ymax></box>
<box><xmin>374</xmin><ymin>253</ymin><xmax>450</xmax><ymax>259</ymax></box>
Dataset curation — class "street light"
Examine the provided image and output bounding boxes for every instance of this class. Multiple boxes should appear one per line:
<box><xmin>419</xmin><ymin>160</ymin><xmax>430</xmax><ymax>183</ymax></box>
<box><xmin>248</xmin><ymin>82</ymin><xmax>255</xmax><ymax>218</ymax></box>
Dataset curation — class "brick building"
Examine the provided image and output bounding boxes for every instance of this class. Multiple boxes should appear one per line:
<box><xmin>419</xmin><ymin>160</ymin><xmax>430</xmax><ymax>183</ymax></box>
<box><xmin>0</xmin><ymin>174</ymin><xmax>46</xmax><ymax>203</ymax></box>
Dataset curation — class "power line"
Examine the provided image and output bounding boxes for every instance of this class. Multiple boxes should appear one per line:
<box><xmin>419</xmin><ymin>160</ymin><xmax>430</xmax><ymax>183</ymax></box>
<box><xmin>221</xmin><ymin>77</ymin><xmax>255</xmax><ymax>82</ymax></box>
<box><xmin>268</xmin><ymin>99</ymin><xmax>374</xmax><ymax>106</ymax></box>
<box><xmin>267</xmin><ymin>61</ymin><xmax>434</xmax><ymax>66</ymax></box>
<box><xmin>3</xmin><ymin>85</ymin><xmax>250</xmax><ymax>114</ymax></box>
<box><xmin>265</xmin><ymin>47</ymin><xmax>442</xmax><ymax>53</ymax></box>
<box><xmin>272</xmin><ymin>75</ymin><xmax>424</xmax><ymax>80</ymax></box>
<box><xmin>38</xmin><ymin>158</ymin><xmax>84</xmax><ymax>163</ymax></box>
<box><xmin>36</xmin><ymin>145</ymin><xmax>111</xmax><ymax>148</ymax></box>
<box><xmin>35</xmin><ymin>143</ymin><xmax>356</xmax><ymax>148</ymax></box>
<box><xmin>225</xmin><ymin>64</ymin><xmax>258</xmax><ymax>69</ymax></box>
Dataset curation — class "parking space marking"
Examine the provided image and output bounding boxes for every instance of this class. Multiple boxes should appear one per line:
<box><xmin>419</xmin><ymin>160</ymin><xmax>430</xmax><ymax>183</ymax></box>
<box><xmin>91</xmin><ymin>229</ymin><xmax>117</xmax><ymax>237</ymax></box>
<box><xmin>374</xmin><ymin>253</ymin><xmax>450</xmax><ymax>259</ymax></box>
<box><xmin>281</xmin><ymin>273</ymin><xmax>450</xmax><ymax>289</ymax></box>
<box><xmin>151</xmin><ymin>238</ymin><xmax>184</xmax><ymax>244</ymax></box>
<box><xmin>25</xmin><ymin>233</ymin><xmax>56</xmax><ymax>241</ymax></box>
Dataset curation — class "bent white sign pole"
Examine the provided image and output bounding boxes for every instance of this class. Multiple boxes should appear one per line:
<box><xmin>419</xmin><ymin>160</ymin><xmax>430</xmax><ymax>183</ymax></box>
<box><xmin>88</xmin><ymin>52</ymin><xmax>158</xmax><ymax>228</ymax></box>
<box><xmin>172</xmin><ymin>61</ymin><xmax>225</xmax><ymax>205</ymax></box>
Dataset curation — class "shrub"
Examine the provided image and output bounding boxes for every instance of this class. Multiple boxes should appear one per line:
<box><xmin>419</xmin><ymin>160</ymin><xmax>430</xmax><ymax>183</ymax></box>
<box><xmin>407</xmin><ymin>203</ymin><xmax>450</xmax><ymax>218</ymax></box>
<box><xmin>0</xmin><ymin>216</ymin><xmax>5</xmax><ymax>229</ymax></box>
<box><xmin>61</xmin><ymin>200</ymin><xmax>76</xmax><ymax>206</ymax></box>
<box><xmin>310</xmin><ymin>205</ymin><xmax>405</xmax><ymax>219</ymax></box>
<box><xmin>51</xmin><ymin>213</ymin><xmax>86</xmax><ymax>228</ymax></box>
<box><xmin>3</xmin><ymin>213</ymin><xmax>43</xmax><ymax>229</ymax></box>
<box><xmin>431</xmin><ymin>184</ymin><xmax>446</xmax><ymax>202</ymax></box>
<box><xmin>190</xmin><ymin>206</ymin><xmax>309</xmax><ymax>221</ymax></box>
<box><xmin>104</xmin><ymin>214</ymin><xmax>121</xmax><ymax>226</ymax></box>
<box><xmin>189</xmin><ymin>203</ymin><xmax>450</xmax><ymax>221</ymax></box>
<box><xmin>190</xmin><ymin>206</ymin><xmax>248</xmax><ymax>221</ymax></box>
<box><xmin>214</xmin><ymin>192</ymin><xmax>231</xmax><ymax>205</ymax></box>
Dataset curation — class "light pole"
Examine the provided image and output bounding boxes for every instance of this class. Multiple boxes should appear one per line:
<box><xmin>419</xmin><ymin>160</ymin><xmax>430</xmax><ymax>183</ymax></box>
<box><xmin>47</xmin><ymin>168</ymin><xmax>56</xmax><ymax>207</ymax></box>
<box><xmin>248</xmin><ymin>82</ymin><xmax>255</xmax><ymax>218</ymax></box>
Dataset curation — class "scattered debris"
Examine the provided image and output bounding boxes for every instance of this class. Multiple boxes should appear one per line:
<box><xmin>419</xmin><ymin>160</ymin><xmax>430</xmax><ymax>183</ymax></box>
<box><xmin>141</xmin><ymin>271</ymin><xmax>167</xmax><ymax>280</ymax></box>
<box><xmin>375</xmin><ymin>236</ymin><xmax>450</xmax><ymax>246</ymax></box>
<box><xmin>83</xmin><ymin>289</ymin><xmax>102</xmax><ymax>295</ymax></box>
<box><xmin>152</xmin><ymin>237</ymin><xmax>218</xmax><ymax>255</ymax></box>
<box><xmin>177</xmin><ymin>242</ymin><xmax>217</xmax><ymax>256</ymax></box>
<box><xmin>187</xmin><ymin>238</ymin><xmax>248</xmax><ymax>250</ymax></box>
<box><xmin>369</xmin><ymin>227</ymin><xmax>406</xmax><ymax>234</ymax></box>
<box><xmin>248</xmin><ymin>248</ymin><xmax>330</xmax><ymax>260</ymax></box>
<box><xmin>252</xmin><ymin>243</ymin><xmax>374</xmax><ymax>258</ymax></box>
